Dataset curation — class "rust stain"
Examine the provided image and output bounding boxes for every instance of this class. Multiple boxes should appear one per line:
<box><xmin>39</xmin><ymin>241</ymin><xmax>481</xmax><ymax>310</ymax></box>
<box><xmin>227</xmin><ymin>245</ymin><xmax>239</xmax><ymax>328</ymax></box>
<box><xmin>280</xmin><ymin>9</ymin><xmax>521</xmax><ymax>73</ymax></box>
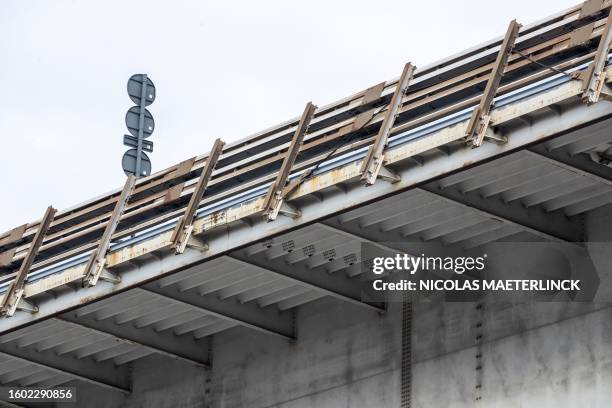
<box><xmin>79</xmin><ymin>295</ymin><xmax>97</xmax><ymax>305</ymax></box>
<box><xmin>107</xmin><ymin>251</ymin><xmax>121</xmax><ymax>265</ymax></box>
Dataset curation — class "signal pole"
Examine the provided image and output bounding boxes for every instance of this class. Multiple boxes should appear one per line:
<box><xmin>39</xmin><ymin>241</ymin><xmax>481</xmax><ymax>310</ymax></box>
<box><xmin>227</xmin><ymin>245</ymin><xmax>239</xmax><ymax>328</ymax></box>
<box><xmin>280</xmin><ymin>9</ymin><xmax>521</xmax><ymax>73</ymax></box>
<box><xmin>123</xmin><ymin>74</ymin><xmax>156</xmax><ymax>177</ymax></box>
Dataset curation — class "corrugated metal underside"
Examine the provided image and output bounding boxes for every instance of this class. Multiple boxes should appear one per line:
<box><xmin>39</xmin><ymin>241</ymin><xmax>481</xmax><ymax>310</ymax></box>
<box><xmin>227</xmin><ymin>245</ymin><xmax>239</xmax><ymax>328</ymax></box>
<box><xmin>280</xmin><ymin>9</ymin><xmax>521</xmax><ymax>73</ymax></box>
<box><xmin>0</xmin><ymin>118</ymin><xmax>610</xmax><ymax>391</ymax></box>
<box><xmin>0</xmin><ymin>353</ymin><xmax>73</xmax><ymax>388</ymax></box>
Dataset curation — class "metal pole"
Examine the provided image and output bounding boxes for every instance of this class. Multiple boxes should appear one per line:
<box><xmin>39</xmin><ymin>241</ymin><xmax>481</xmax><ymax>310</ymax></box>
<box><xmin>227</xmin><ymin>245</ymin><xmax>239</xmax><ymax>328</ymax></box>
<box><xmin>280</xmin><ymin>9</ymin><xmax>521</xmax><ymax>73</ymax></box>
<box><xmin>135</xmin><ymin>74</ymin><xmax>148</xmax><ymax>177</ymax></box>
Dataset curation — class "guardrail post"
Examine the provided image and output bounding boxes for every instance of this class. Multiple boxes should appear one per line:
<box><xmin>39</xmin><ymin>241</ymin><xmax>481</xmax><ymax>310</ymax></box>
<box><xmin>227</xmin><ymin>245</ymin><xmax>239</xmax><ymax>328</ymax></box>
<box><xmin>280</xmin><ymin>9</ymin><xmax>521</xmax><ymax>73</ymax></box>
<box><xmin>581</xmin><ymin>8</ymin><xmax>612</xmax><ymax>104</ymax></box>
<box><xmin>171</xmin><ymin>138</ymin><xmax>225</xmax><ymax>254</ymax></box>
<box><xmin>262</xmin><ymin>102</ymin><xmax>316</xmax><ymax>222</ymax></box>
<box><xmin>467</xmin><ymin>20</ymin><xmax>521</xmax><ymax>147</ymax></box>
<box><xmin>360</xmin><ymin>63</ymin><xmax>414</xmax><ymax>185</ymax></box>
<box><xmin>83</xmin><ymin>176</ymin><xmax>136</xmax><ymax>287</ymax></box>
<box><xmin>1</xmin><ymin>206</ymin><xmax>56</xmax><ymax>316</ymax></box>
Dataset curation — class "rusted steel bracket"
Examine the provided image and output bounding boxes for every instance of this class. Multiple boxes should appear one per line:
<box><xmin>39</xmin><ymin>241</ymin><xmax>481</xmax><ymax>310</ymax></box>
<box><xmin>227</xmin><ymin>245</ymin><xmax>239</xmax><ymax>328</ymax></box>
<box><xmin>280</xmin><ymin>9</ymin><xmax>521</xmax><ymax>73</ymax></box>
<box><xmin>171</xmin><ymin>138</ymin><xmax>225</xmax><ymax>254</ymax></box>
<box><xmin>164</xmin><ymin>157</ymin><xmax>197</xmax><ymax>203</ymax></box>
<box><xmin>581</xmin><ymin>8</ymin><xmax>612</xmax><ymax>104</ymax></box>
<box><xmin>568</xmin><ymin>0</ymin><xmax>603</xmax><ymax>48</ymax></box>
<box><xmin>262</xmin><ymin>102</ymin><xmax>317</xmax><ymax>222</ymax></box>
<box><xmin>467</xmin><ymin>20</ymin><xmax>521</xmax><ymax>147</ymax></box>
<box><xmin>1</xmin><ymin>206</ymin><xmax>56</xmax><ymax>317</ymax></box>
<box><xmin>0</xmin><ymin>224</ymin><xmax>27</xmax><ymax>267</ymax></box>
<box><xmin>338</xmin><ymin>82</ymin><xmax>386</xmax><ymax>137</ymax></box>
<box><xmin>580</xmin><ymin>0</ymin><xmax>605</xmax><ymax>18</ymax></box>
<box><xmin>360</xmin><ymin>63</ymin><xmax>415</xmax><ymax>185</ymax></box>
<box><xmin>82</xmin><ymin>175</ymin><xmax>136</xmax><ymax>287</ymax></box>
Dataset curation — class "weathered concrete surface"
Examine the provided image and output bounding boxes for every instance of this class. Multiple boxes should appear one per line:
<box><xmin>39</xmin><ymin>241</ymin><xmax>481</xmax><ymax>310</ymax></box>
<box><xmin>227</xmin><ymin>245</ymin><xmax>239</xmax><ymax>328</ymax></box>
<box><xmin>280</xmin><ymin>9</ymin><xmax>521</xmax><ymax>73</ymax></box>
<box><xmin>587</xmin><ymin>203</ymin><xmax>612</xmax><ymax>302</ymax></box>
<box><xmin>481</xmin><ymin>307</ymin><xmax>612</xmax><ymax>408</ymax></box>
<box><xmin>52</xmin><ymin>299</ymin><xmax>612</xmax><ymax>408</ymax></box>
<box><xmin>55</xmin><ymin>354</ymin><xmax>209</xmax><ymax>408</ymax></box>
<box><xmin>56</xmin><ymin>380</ymin><xmax>126</xmax><ymax>408</ymax></box>
<box><xmin>412</xmin><ymin>303</ymin><xmax>612</xmax><ymax>408</ymax></box>
<box><xmin>122</xmin><ymin>354</ymin><xmax>209</xmax><ymax>408</ymax></box>
<box><xmin>209</xmin><ymin>298</ymin><xmax>401</xmax><ymax>408</ymax></box>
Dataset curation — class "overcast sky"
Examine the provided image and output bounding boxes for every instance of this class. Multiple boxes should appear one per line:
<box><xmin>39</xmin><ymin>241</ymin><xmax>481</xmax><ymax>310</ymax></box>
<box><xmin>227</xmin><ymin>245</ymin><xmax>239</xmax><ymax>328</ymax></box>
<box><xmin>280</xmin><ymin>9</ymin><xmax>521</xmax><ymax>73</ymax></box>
<box><xmin>0</xmin><ymin>0</ymin><xmax>577</xmax><ymax>231</ymax></box>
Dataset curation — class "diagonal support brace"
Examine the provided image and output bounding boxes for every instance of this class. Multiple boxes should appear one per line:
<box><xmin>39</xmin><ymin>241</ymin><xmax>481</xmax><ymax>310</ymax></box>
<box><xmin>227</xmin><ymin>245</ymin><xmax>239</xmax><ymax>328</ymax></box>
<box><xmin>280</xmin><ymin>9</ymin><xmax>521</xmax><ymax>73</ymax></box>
<box><xmin>262</xmin><ymin>102</ymin><xmax>316</xmax><ymax>222</ymax></box>
<box><xmin>83</xmin><ymin>175</ymin><xmax>136</xmax><ymax>287</ymax></box>
<box><xmin>171</xmin><ymin>138</ymin><xmax>225</xmax><ymax>254</ymax></box>
<box><xmin>279</xmin><ymin>84</ymin><xmax>386</xmax><ymax>201</ymax></box>
<box><xmin>468</xmin><ymin>20</ymin><xmax>521</xmax><ymax>147</ymax></box>
<box><xmin>1</xmin><ymin>206</ymin><xmax>56</xmax><ymax>317</ymax></box>
<box><xmin>360</xmin><ymin>62</ymin><xmax>415</xmax><ymax>185</ymax></box>
<box><xmin>581</xmin><ymin>8</ymin><xmax>612</xmax><ymax>104</ymax></box>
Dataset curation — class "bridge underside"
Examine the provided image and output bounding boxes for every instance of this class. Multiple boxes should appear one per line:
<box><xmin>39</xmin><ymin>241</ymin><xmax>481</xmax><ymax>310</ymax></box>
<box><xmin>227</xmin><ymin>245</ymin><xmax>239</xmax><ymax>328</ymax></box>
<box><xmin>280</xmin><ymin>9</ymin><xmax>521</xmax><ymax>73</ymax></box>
<box><xmin>1</xmin><ymin>97</ymin><xmax>611</xmax><ymax>406</ymax></box>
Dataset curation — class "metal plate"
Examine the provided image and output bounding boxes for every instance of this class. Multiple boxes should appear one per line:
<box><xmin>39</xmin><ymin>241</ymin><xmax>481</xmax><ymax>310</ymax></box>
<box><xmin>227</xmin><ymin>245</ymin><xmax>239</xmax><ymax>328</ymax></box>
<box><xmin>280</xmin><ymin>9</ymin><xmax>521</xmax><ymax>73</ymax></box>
<box><xmin>122</xmin><ymin>149</ymin><xmax>151</xmax><ymax>177</ymax></box>
<box><xmin>125</xmin><ymin>106</ymin><xmax>155</xmax><ymax>138</ymax></box>
<box><xmin>127</xmin><ymin>74</ymin><xmax>155</xmax><ymax>106</ymax></box>
<box><xmin>123</xmin><ymin>135</ymin><xmax>154</xmax><ymax>152</ymax></box>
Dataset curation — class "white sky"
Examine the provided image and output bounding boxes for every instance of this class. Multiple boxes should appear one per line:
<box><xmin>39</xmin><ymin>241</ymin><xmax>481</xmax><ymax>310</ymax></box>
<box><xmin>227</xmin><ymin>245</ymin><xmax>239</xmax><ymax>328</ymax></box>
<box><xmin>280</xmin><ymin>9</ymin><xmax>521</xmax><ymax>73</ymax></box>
<box><xmin>0</xmin><ymin>0</ymin><xmax>577</xmax><ymax>231</ymax></box>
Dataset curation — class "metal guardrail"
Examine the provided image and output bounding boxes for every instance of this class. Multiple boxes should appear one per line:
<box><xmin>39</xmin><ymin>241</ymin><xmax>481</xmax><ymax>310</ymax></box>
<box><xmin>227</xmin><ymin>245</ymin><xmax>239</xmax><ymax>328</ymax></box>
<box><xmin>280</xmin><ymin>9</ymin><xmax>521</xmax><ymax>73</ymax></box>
<box><xmin>1</xmin><ymin>0</ymin><xmax>612</xmax><ymax>307</ymax></box>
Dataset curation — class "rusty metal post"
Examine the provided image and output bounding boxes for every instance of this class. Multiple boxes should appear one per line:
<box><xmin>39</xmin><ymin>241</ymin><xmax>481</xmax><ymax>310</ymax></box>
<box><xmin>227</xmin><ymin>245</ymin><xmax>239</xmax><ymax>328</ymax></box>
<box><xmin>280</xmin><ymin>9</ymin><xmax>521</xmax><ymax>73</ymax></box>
<box><xmin>360</xmin><ymin>63</ymin><xmax>415</xmax><ymax>185</ymax></box>
<box><xmin>467</xmin><ymin>20</ymin><xmax>521</xmax><ymax>147</ymax></box>
<box><xmin>171</xmin><ymin>138</ymin><xmax>225</xmax><ymax>254</ymax></box>
<box><xmin>83</xmin><ymin>175</ymin><xmax>136</xmax><ymax>287</ymax></box>
<box><xmin>1</xmin><ymin>206</ymin><xmax>56</xmax><ymax>316</ymax></box>
<box><xmin>581</xmin><ymin>8</ymin><xmax>612</xmax><ymax>104</ymax></box>
<box><xmin>262</xmin><ymin>102</ymin><xmax>316</xmax><ymax>222</ymax></box>
<box><xmin>281</xmin><ymin>83</ymin><xmax>386</xmax><ymax>201</ymax></box>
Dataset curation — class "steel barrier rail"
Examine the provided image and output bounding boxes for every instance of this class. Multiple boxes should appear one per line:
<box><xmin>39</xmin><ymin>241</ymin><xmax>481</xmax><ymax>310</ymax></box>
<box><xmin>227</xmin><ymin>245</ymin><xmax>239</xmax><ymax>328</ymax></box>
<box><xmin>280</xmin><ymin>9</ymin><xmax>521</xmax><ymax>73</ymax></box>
<box><xmin>0</xmin><ymin>55</ymin><xmax>601</xmax><ymax>282</ymax></box>
<box><xmin>0</xmin><ymin>1</ymin><xmax>611</xmax><ymax>300</ymax></box>
<box><xmin>0</xmin><ymin>2</ymin><xmax>607</xmax><ymax>263</ymax></box>
<box><xmin>0</xmin><ymin>58</ymin><xmax>606</xmax><ymax>297</ymax></box>
<box><xmin>0</xmin><ymin>41</ymin><xmax>604</xmax><ymax>280</ymax></box>
<box><xmin>1</xmin><ymin>1</ymin><xmax>605</xmax><ymax>247</ymax></box>
<box><xmin>2</xmin><ymin>68</ymin><xmax>609</xmax><ymax>334</ymax></box>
